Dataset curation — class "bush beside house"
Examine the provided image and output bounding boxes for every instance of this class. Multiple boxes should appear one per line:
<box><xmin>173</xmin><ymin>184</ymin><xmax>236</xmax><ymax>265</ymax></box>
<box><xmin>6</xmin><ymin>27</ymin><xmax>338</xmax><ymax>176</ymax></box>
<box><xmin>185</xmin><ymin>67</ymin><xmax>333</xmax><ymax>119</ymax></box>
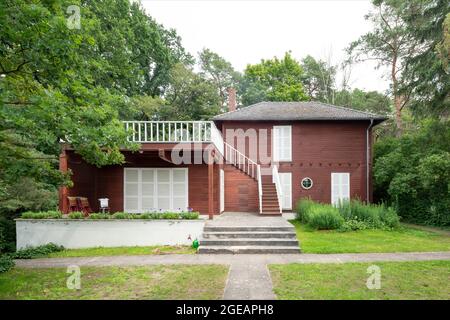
<box><xmin>296</xmin><ymin>198</ymin><xmax>400</xmax><ymax>231</ymax></box>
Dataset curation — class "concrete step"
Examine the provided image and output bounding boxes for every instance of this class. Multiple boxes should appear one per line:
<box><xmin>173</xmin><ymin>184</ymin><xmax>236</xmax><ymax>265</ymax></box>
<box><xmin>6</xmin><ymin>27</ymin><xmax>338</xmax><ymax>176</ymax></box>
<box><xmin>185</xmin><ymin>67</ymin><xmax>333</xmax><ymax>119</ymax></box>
<box><xmin>260</xmin><ymin>212</ymin><xmax>283</xmax><ymax>216</ymax></box>
<box><xmin>202</xmin><ymin>231</ymin><xmax>297</xmax><ymax>239</ymax></box>
<box><xmin>203</xmin><ymin>226</ymin><xmax>295</xmax><ymax>232</ymax></box>
<box><xmin>200</xmin><ymin>238</ymin><xmax>299</xmax><ymax>246</ymax></box>
<box><xmin>198</xmin><ymin>246</ymin><xmax>301</xmax><ymax>254</ymax></box>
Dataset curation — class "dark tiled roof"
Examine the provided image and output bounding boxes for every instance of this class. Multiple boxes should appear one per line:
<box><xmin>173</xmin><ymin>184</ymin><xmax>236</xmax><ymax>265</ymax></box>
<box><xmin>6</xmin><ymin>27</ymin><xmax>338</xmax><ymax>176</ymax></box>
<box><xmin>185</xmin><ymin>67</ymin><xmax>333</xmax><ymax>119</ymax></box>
<box><xmin>212</xmin><ymin>101</ymin><xmax>388</xmax><ymax>123</ymax></box>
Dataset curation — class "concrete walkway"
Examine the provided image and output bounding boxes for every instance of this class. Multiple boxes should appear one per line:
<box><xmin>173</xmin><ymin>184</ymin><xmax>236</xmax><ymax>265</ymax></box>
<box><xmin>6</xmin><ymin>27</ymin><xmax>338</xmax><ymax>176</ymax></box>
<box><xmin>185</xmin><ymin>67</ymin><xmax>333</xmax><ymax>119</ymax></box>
<box><xmin>15</xmin><ymin>251</ymin><xmax>450</xmax><ymax>300</ymax></box>
<box><xmin>15</xmin><ymin>251</ymin><xmax>450</xmax><ymax>268</ymax></box>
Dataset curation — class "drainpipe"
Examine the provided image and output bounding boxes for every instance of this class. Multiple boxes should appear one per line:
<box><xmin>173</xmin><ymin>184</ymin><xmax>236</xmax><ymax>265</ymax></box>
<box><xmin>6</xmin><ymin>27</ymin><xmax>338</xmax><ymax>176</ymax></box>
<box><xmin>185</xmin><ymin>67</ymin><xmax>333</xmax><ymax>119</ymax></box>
<box><xmin>366</xmin><ymin>119</ymin><xmax>374</xmax><ymax>203</ymax></box>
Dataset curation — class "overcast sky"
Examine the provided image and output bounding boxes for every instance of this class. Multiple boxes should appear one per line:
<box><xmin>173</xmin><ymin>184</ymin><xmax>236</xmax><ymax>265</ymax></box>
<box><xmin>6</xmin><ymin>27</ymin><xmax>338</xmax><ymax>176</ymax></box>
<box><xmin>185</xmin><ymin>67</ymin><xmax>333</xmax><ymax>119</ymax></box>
<box><xmin>141</xmin><ymin>0</ymin><xmax>390</xmax><ymax>93</ymax></box>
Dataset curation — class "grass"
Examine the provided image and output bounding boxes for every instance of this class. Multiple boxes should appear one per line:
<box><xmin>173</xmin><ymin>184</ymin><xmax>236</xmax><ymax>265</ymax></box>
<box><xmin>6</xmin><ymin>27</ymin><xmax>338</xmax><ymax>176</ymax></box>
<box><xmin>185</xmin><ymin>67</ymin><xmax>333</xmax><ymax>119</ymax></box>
<box><xmin>46</xmin><ymin>245</ymin><xmax>196</xmax><ymax>258</ymax></box>
<box><xmin>270</xmin><ymin>260</ymin><xmax>450</xmax><ymax>300</ymax></box>
<box><xmin>0</xmin><ymin>265</ymin><xmax>228</xmax><ymax>300</ymax></box>
<box><xmin>291</xmin><ymin>220</ymin><xmax>450</xmax><ymax>253</ymax></box>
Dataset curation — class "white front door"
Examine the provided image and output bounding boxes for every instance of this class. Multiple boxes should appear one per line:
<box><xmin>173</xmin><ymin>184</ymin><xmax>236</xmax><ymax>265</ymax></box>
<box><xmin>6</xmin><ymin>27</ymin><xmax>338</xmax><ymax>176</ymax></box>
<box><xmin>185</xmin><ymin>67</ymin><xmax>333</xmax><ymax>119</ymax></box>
<box><xmin>331</xmin><ymin>172</ymin><xmax>350</xmax><ymax>206</ymax></box>
<box><xmin>220</xmin><ymin>169</ymin><xmax>224</xmax><ymax>213</ymax></box>
<box><xmin>273</xmin><ymin>126</ymin><xmax>292</xmax><ymax>162</ymax></box>
<box><xmin>278</xmin><ymin>172</ymin><xmax>292</xmax><ymax>210</ymax></box>
<box><xmin>124</xmin><ymin>168</ymin><xmax>188</xmax><ymax>213</ymax></box>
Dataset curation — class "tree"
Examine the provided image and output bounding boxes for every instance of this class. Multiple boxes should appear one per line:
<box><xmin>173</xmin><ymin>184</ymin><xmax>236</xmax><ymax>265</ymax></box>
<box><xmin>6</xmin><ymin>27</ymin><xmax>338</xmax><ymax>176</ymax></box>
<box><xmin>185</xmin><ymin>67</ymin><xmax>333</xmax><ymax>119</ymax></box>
<box><xmin>301</xmin><ymin>55</ymin><xmax>336</xmax><ymax>103</ymax></box>
<box><xmin>198</xmin><ymin>49</ymin><xmax>241</xmax><ymax>110</ymax></box>
<box><xmin>347</xmin><ymin>0</ymin><xmax>417</xmax><ymax>135</ymax></box>
<box><xmin>399</xmin><ymin>0</ymin><xmax>449</xmax><ymax>116</ymax></box>
<box><xmin>334</xmin><ymin>88</ymin><xmax>392</xmax><ymax>115</ymax></box>
<box><xmin>240</xmin><ymin>52</ymin><xmax>309</xmax><ymax>105</ymax></box>
<box><xmin>373</xmin><ymin>119</ymin><xmax>450</xmax><ymax>226</ymax></box>
<box><xmin>161</xmin><ymin>64</ymin><xmax>221</xmax><ymax>120</ymax></box>
<box><xmin>0</xmin><ymin>0</ymin><xmax>189</xmax><ymax>220</ymax></box>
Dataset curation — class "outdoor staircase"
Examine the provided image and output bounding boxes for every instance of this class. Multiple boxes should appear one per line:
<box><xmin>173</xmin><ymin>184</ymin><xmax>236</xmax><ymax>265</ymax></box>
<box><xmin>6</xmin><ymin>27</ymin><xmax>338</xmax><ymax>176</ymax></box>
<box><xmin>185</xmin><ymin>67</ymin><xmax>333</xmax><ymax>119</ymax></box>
<box><xmin>261</xmin><ymin>175</ymin><xmax>281</xmax><ymax>215</ymax></box>
<box><xmin>198</xmin><ymin>217</ymin><xmax>300</xmax><ymax>254</ymax></box>
<box><xmin>224</xmin><ymin>142</ymin><xmax>282</xmax><ymax>215</ymax></box>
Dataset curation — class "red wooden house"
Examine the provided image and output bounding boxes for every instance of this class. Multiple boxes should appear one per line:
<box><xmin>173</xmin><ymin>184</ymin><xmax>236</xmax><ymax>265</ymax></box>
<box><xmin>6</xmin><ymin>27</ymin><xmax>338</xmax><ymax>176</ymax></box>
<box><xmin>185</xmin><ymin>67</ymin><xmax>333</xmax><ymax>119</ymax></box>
<box><xmin>59</xmin><ymin>97</ymin><xmax>387</xmax><ymax>217</ymax></box>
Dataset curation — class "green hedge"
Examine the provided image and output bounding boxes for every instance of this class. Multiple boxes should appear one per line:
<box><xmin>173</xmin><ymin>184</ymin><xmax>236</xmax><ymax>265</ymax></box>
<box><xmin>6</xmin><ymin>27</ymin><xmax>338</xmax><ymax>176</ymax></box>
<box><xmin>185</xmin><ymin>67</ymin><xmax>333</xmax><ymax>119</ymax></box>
<box><xmin>20</xmin><ymin>211</ymin><xmax>200</xmax><ymax>220</ymax></box>
<box><xmin>296</xmin><ymin>198</ymin><xmax>400</xmax><ymax>231</ymax></box>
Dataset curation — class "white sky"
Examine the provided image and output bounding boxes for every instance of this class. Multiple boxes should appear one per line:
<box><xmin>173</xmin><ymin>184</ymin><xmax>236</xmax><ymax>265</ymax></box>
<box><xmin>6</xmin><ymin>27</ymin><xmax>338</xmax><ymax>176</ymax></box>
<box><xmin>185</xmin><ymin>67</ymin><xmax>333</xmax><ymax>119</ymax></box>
<box><xmin>141</xmin><ymin>0</ymin><xmax>390</xmax><ymax>93</ymax></box>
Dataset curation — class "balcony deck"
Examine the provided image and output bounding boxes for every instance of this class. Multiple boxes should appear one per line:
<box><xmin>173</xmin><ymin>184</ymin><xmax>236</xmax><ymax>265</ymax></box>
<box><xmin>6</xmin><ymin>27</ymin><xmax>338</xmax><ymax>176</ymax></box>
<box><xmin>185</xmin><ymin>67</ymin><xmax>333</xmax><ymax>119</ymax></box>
<box><xmin>123</xmin><ymin>121</ymin><xmax>224</xmax><ymax>155</ymax></box>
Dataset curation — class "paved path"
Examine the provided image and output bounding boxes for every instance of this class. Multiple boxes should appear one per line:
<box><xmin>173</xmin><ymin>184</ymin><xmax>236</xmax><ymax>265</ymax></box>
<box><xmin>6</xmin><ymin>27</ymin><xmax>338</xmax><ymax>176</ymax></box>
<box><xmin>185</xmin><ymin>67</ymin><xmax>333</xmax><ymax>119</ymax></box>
<box><xmin>223</xmin><ymin>261</ymin><xmax>276</xmax><ymax>300</ymax></box>
<box><xmin>15</xmin><ymin>252</ymin><xmax>450</xmax><ymax>300</ymax></box>
<box><xmin>15</xmin><ymin>252</ymin><xmax>450</xmax><ymax>268</ymax></box>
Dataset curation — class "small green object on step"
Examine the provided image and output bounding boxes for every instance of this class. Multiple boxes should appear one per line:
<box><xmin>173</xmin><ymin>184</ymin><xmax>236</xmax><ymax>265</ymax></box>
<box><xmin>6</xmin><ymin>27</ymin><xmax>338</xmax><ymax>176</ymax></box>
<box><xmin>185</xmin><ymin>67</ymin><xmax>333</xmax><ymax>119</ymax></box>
<box><xmin>192</xmin><ymin>239</ymin><xmax>199</xmax><ymax>249</ymax></box>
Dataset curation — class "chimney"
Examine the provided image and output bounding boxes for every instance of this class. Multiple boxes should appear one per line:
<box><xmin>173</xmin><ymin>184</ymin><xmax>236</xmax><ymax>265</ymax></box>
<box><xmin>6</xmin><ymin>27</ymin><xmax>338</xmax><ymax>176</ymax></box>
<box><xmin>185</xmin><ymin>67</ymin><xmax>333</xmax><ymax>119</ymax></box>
<box><xmin>227</xmin><ymin>87</ymin><xmax>236</xmax><ymax>112</ymax></box>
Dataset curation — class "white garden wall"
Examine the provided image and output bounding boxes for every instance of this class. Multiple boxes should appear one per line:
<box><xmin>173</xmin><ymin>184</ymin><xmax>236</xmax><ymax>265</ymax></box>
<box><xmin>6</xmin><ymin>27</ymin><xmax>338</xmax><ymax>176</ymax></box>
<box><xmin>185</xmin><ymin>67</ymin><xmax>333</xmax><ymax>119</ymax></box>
<box><xmin>16</xmin><ymin>219</ymin><xmax>205</xmax><ymax>249</ymax></box>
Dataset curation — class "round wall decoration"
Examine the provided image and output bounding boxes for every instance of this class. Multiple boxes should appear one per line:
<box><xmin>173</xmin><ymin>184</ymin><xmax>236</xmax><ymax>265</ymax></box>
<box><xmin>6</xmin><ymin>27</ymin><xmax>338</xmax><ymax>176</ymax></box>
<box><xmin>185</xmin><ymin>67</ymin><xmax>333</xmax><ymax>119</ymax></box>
<box><xmin>301</xmin><ymin>177</ymin><xmax>313</xmax><ymax>190</ymax></box>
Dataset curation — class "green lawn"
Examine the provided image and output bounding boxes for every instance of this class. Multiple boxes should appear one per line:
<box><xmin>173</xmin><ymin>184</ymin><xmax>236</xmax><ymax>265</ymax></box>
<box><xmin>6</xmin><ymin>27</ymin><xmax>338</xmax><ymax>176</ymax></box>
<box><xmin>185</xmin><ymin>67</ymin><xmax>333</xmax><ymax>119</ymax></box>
<box><xmin>291</xmin><ymin>220</ymin><xmax>450</xmax><ymax>253</ymax></box>
<box><xmin>270</xmin><ymin>260</ymin><xmax>450</xmax><ymax>300</ymax></box>
<box><xmin>0</xmin><ymin>265</ymin><xmax>227</xmax><ymax>300</ymax></box>
<box><xmin>46</xmin><ymin>245</ymin><xmax>196</xmax><ymax>258</ymax></box>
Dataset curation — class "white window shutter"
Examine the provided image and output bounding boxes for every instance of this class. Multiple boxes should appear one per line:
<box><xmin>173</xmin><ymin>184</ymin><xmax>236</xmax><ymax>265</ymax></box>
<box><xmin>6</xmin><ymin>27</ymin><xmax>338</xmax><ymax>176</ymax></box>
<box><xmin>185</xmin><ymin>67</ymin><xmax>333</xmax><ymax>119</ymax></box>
<box><xmin>331</xmin><ymin>173</ymin><xmax>350</xmax><ymax>206</ymax></box>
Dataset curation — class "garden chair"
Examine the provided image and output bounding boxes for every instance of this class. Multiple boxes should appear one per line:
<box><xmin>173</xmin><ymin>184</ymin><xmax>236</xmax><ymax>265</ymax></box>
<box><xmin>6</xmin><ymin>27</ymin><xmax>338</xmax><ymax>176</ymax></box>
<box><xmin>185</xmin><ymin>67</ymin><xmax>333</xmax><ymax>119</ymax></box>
<box><xmin>77</xmin><ymin>197</ymin><xmax>92</xmax><ymax>217</ymax></box>
<box><xmin>67</xmin><ymin>196</ymin><xmax>81</xmax><ymax>212</ymax></box>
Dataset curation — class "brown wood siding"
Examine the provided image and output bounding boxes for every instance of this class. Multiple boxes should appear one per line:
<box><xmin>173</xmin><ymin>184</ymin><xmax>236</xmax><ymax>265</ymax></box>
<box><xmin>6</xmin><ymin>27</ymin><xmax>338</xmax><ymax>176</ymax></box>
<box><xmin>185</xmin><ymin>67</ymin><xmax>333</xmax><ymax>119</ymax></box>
<box><xmin>220</xmin><ymin>120</ymin><xmax>372</xmax><ymax>208</ymax></box>
<box><xmin>66</xmin><ymin>150</ymin><xmax>220</xmax><ymax>215</ymax></box>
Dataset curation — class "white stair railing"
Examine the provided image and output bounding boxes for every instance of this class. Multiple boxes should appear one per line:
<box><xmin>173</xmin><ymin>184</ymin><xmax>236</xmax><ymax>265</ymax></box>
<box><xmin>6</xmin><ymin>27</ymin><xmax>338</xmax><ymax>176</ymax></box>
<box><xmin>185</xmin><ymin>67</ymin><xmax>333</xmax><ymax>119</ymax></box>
<box><xmin>272</xmin><ymin>165</ymin><xmax>283</xmax><ymax>213</ymax></box>
<box><xmin>223</xmin><ymin>142</ymin><xmax>258</xmax><ymax>179</ymax></box>
<box><xmin>257</xmin><ymin>164</ymin><xmax>263</xmax><ymax>214</ymax></box>
<box><xmin>224</xmin><ymin>142</ymin><xmax>262</xmax><ymax>214</ymax></box>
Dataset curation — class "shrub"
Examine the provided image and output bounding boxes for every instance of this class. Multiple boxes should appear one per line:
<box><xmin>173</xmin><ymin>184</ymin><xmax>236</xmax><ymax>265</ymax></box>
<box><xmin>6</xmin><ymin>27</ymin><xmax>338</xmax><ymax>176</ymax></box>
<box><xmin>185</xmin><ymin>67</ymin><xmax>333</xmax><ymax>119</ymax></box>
<box><xmin>161</xmin><ymin>212</ymin><xmax>180</xmax><ymax>219</ymax></box>
<box><xmin>13</xmin><ymin>243</ymin><xmax>64</xmax><ymax>259</ymax></box>
<box><xmin>180</xmin><ymin>211</ymin><xmax>200</xmax><ymax>220</ymax></box>
<box><xmin>0</xmin><ymin>254</ymin><xmax>14</xmax><ymax>273</ymax></box>
<box><xmin>379</xmin><ymin>206</ymin><xmax>400</xmax><ymax>228</ymax></box>
<box><xmin>111</xmin><ymin>212</ymin><xmax>130</xmax><ymax>219</ymax></box>
<box><xmin>339</xmin><ymin>219</ymin><xmax>370</xmax><ymax>231</ymax></box>
<box><xmin>88</xmin><ymin>213</ymin><xmax>111</xmax><ymax>219</ymax></box>
<box><xmin>306</xmin><ymin>205</ymin><xmax>344</xmax><ymax>230</ymax></box>
<box><xmin>337</xmin><ymin>199</ymin><xmax>399</xmax><ymax>229</ymax></box>
<box><xmin>68</xmin><ymin>212</ymin><xmax>84</xmax><ymax>219</ymax></box>
<box><xmin>21</xmin><ymin>211</ymin><xmax>63</xmax><ymax>219</ymax></box>
<box><xmin>295</xmin><ymin>198</ymin><xmax>315</xmax><ymax>223</ymax></box>
<box><xmin>0</xmin><ymin>217</ymin><xmax>16</xmax><ymax>253</ymax></box>
<box><xmin>295</xmin><ymin>198</ymin><xmax>400</xmax><ymax>231</ymax></box>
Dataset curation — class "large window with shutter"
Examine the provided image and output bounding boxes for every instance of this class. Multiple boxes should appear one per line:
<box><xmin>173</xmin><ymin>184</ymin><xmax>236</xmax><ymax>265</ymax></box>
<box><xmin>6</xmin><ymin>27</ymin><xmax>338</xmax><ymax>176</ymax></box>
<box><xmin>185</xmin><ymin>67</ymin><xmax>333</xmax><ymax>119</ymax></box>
<box><xmin>124</xmin><ymin>168</ymin><xmax>188</xmax><ymax>213</ymax></box>
<box><xmin>273</xmin><ymin>126</ymin><xmax>292</xmax><ymax>162</ymax></box>
<box><xmin>331</xmin><ymin>172</ymin><xmax>350</xmax><ymax>206</ymax></box>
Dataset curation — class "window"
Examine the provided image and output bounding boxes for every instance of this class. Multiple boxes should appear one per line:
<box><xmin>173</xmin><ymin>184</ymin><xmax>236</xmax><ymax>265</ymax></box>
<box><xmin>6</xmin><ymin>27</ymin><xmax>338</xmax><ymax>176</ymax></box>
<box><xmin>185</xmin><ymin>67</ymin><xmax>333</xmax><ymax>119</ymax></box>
<box><xmin>301</xmin><ymin>177</ymin><xmax>313</xmax><ymax>190</ymax></box>
<box><xmin>124</xmin><ymin>168</ymin><xmax>188</xmax><ymax>213</ymax></box>
<box><xmin>273</xmin><ymin>126</ymin><xmax>292</xmax><ymax>162</ymax></box>
<box><xmin>331</xmin><ymin>173</ymin><xmax>350</xmax><ymax>206</ymax></box>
